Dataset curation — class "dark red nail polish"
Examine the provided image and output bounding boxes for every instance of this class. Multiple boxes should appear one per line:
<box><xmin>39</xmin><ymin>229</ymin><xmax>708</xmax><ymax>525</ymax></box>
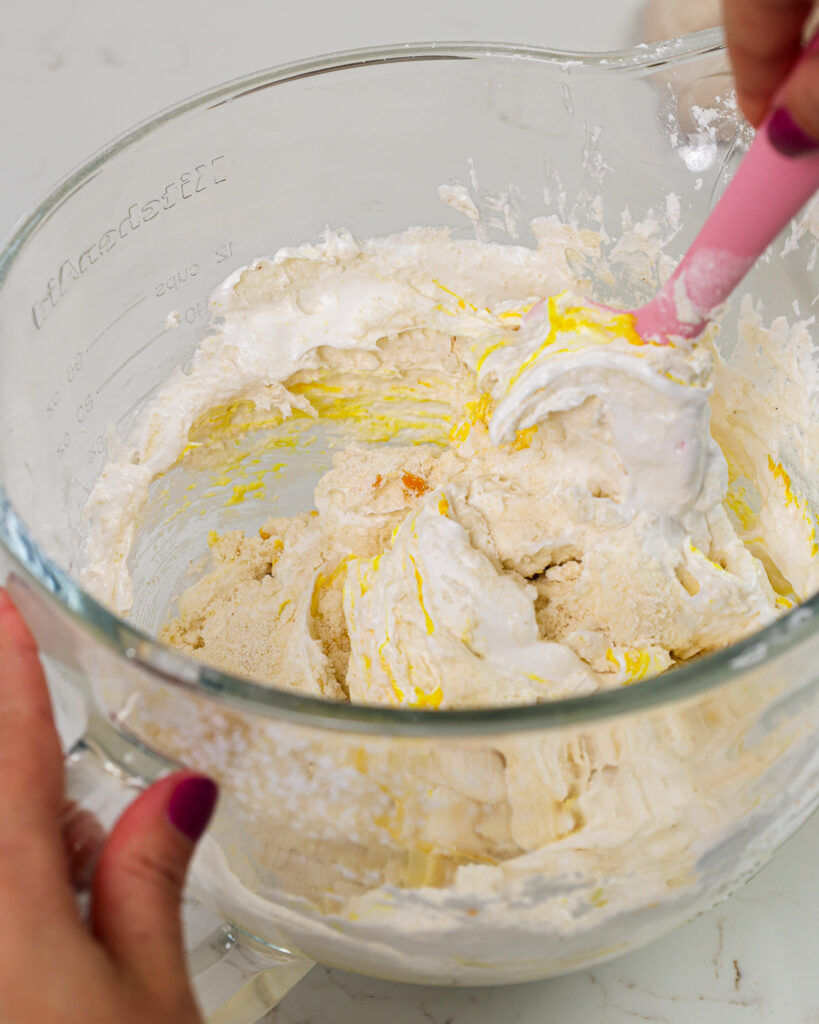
<box><xmin>768</xmin><ymin>107</ymin><xmax>819</xmax><ymax>156</ymax></box>
<box><xmin>167</xmin><ymin>776</ymin><xmax>218</xmax><ymax>841</ymax></box>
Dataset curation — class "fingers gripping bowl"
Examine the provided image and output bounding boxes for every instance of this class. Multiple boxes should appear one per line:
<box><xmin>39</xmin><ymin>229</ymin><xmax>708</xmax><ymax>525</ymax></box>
<box><xmin>2</xmin><ymin>34</ymin><xmax>819</xmax><ymax>986</ymax></box>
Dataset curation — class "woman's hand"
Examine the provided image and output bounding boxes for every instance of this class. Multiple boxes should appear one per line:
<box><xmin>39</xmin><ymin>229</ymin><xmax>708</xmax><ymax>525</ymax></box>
<box><xmin>0</xmin><ymin>587</ymin><xmax>217</xmax><ymax>1023</ymax></box>
<box><xmin>724</xmin><ymin>0</ymin><xmax>819</xmax><ymax>147</ymax></box>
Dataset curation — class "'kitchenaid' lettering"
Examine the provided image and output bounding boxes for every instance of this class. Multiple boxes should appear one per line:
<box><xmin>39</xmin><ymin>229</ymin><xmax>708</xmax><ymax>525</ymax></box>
<box><xmin>31</xmin><ymin>156</ymin><xmax>227</xmax><ymax>329</ymax></box>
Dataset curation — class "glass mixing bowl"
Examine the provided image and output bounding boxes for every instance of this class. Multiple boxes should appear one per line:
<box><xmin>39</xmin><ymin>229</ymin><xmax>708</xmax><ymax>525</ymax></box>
<box><xmin>2</xmin><ymin>28</ymin><xmax>819</xmax><ymax>1019</ymax></box>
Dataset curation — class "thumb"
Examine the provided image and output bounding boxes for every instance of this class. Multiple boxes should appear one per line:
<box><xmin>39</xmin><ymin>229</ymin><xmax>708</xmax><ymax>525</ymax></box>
<box><xmin>771</xmin><ymin>52</ymin><xmax>819</xmax><ymax>152</ymax></box>
<box><xmin>90</xmin><ymin>772</ymin><xmax>218</xmax><ymax>993</ymax></box>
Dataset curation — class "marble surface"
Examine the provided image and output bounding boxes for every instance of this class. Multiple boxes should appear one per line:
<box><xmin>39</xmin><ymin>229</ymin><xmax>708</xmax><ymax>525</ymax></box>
<box><xmin>3</xmin><ymin>2</ymin><xmax>818</xmax><ymax>1022</ymax></box>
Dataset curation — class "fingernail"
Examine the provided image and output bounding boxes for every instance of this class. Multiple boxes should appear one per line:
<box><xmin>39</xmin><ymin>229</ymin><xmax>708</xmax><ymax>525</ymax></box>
<box><xmin>167</xmin><ymin>775</ymin><xmax>218</xmax><ymax>842</ymax></box>
<box><xmin>768</xmin><ymin>107</ymin><xmax>819</xmax><ymax>156</ymax></box>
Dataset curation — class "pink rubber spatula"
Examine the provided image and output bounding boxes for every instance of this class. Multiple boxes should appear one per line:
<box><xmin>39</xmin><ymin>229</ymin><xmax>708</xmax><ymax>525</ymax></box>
<box><xmin>627</xmin><ymin>29</ymin><xmax>819</xmax><ymax>344</ymax></box>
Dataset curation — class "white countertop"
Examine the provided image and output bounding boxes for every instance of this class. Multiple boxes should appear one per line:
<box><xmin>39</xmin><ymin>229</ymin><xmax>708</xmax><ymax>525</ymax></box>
<box><xmin>4</xmin><ymin>3</ymin><xmax>817</xmax><ymax>1022</ymax></box>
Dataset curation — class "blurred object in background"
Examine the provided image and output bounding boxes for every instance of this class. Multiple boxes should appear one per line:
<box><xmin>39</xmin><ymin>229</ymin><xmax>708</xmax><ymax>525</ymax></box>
<box><xmin>642</xmin><ymin>0</ymin><xmax>721</xmax><ymax>42</ymax></box>
<box><xmin>643</xmin><ymin>0</ymin><xmax>736</xmax><ymax>142</ymax></box>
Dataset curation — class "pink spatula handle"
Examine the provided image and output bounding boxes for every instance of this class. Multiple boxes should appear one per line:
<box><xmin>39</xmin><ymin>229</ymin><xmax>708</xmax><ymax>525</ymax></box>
<box><xmin>635</xmin><ymin>28</ymin><xmax>819</xmax><ymax>343</ymax></box>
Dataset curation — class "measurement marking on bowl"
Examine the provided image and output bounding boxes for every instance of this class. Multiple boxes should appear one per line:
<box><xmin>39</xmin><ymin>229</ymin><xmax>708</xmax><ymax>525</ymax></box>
<box><xmin>117</xmin><ymin>381</ymin><xmax>162</xmax><ymax>426</ymax></box>
<box><xmin>86</xmin><ymin>293</ymin><xmax>147</xmax><ymax>352</ymax></box>
<box><xmin>96</xmin><ymin>328</ymin><xmax>167</xmax><ymax>395</ymax></box>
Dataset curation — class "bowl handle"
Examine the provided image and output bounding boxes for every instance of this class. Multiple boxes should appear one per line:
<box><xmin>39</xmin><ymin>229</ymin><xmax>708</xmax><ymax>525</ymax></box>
<box><xmin>188</xmin><ymin>919</ymin><xmax>314</xmax><ymax>1024</ymax></box>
